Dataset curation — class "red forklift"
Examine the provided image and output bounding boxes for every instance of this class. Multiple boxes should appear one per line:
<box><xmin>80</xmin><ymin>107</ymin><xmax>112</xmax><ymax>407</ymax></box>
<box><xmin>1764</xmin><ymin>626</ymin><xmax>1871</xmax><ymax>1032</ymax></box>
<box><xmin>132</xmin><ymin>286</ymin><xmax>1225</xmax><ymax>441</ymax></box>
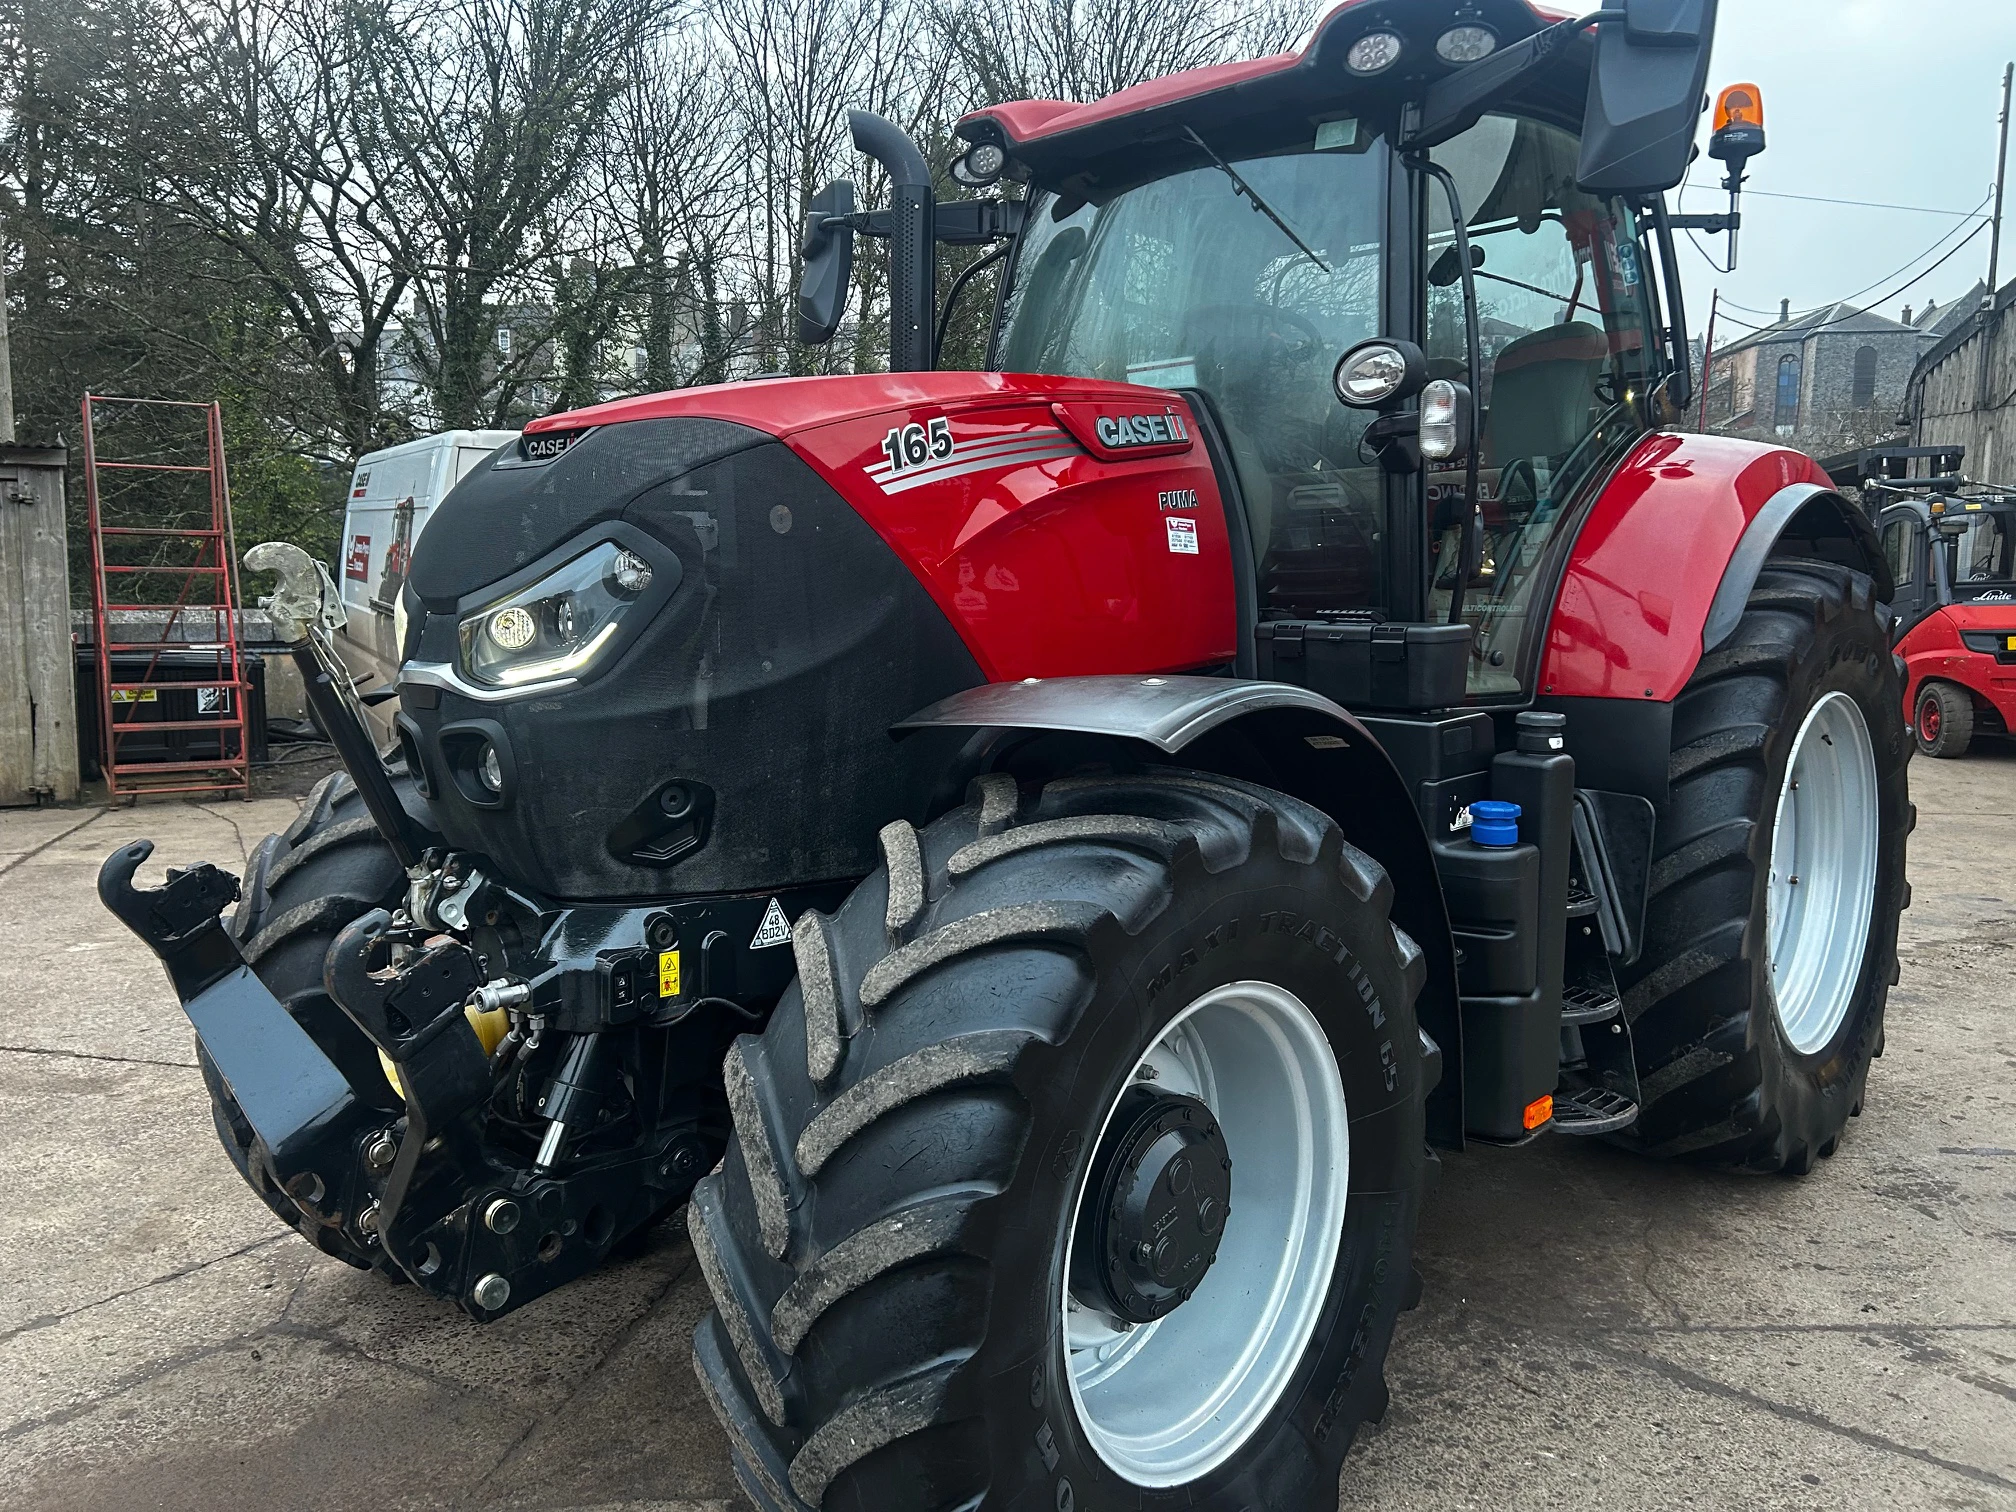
<box><xmin>1832</xmin><ymin>448</ymin><xmax>2016</xmax><ymax>756</ymax></box>
<box><xmin>103</xmin><ymin>3</ymin><xmax>1912</xmax><ymax>1508</ymax></box>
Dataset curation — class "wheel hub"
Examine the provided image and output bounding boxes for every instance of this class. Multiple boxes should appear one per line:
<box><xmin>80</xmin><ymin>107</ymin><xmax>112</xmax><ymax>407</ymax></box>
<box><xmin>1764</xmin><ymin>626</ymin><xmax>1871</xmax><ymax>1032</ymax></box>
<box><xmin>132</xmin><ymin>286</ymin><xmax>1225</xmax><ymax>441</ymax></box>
<box><xmin>1071</xmin><ymin>1089</ymin><xmax>1232</xmax><ymax>1323</ymax></box>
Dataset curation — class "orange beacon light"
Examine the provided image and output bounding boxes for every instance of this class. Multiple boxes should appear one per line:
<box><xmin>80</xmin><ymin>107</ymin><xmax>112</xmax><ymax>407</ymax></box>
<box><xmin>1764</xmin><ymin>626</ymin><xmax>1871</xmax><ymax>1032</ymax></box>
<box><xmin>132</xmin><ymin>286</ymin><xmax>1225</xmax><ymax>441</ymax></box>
<box><xmin>1711</xmin><ymin>83</ymin><xmax>1766</xmax><ymax>166</ymax></box>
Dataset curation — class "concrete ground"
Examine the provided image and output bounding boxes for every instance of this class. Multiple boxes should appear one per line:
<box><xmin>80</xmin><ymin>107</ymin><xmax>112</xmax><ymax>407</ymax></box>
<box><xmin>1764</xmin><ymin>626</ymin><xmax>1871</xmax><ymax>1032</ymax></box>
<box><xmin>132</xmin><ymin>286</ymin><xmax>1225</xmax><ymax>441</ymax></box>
<box><xmin>1</xmin><ymin>750</ymin><xmax>2011</xmax><ymax>1512</ymax></box>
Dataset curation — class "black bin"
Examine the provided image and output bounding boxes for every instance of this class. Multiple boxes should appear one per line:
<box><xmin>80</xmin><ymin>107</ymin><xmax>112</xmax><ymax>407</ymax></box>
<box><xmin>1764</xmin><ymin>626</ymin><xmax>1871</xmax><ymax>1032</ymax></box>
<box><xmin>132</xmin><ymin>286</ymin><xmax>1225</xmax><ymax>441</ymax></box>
<box><xmin>75</xmin><ymin>649</ymin><xmax>268</xmax><ymax>779</ymax></box>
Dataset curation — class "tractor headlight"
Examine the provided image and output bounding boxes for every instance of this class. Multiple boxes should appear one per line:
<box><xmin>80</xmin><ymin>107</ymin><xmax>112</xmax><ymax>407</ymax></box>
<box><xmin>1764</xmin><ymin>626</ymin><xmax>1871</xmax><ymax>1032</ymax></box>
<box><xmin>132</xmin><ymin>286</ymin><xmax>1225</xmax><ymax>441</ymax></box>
<box><xmin>457</xmin><ymin>542</ymin><xmax>655</xmax><ymax>689</ymax></box>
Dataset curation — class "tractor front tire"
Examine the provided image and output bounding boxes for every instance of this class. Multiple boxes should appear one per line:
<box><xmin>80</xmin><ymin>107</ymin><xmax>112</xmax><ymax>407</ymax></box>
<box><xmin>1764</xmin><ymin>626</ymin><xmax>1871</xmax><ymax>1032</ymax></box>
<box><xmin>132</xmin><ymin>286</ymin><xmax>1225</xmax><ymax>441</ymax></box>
<box><xmin>691</xmin><ymin>770</ymin><xmax>1427</xmax><ymax>1512</ymax></box>
<box><xmin>1914</xmin><ymin>680</ymin><xmax>1974</xmax><ymax>758</ymax></box>
<box><xmin>1623</xmin><ymin>559</ymin><xmax>1909</xmax><ymax>1173</ymax></box>
<box><xmin>198</xmin><ymin>770</ymin><xmax>413</xmax><ymax>1271</ymax></box>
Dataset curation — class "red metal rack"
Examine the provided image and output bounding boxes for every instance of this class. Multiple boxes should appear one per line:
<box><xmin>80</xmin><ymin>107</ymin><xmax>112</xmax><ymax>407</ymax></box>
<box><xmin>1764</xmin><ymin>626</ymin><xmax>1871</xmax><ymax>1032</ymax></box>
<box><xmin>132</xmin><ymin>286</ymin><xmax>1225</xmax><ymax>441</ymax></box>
<box><xmin>81</xmin><ymin>396</ymin><xmax>250</xmax><ymax>799</ymax></box>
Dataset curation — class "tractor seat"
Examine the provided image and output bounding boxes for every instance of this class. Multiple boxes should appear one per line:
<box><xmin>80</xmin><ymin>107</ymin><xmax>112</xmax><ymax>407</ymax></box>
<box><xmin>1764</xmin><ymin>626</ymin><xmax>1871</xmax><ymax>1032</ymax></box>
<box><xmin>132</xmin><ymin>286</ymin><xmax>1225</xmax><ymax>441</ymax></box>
<box><xmin>1480</xmin><ymin>321</ymin><xmax>1609</xmax><ymax>467</ymax></box>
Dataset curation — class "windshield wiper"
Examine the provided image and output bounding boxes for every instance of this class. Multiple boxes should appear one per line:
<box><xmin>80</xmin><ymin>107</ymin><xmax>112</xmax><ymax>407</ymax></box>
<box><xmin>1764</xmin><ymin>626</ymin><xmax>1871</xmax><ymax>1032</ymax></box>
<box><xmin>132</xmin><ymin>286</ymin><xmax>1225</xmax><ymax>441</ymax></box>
<box><xmin>1181</xmin><ymin>126</ymin><xmax>1330</xmax><ymax>274</ymax></box>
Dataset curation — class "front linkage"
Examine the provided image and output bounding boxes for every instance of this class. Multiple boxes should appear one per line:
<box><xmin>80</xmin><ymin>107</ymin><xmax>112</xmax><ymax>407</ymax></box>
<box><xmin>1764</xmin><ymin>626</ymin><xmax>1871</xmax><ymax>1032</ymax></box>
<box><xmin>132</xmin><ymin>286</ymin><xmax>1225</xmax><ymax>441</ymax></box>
<box><xmin>101</xmin><ymin>839</ymin><xmax>793</xmax><ymax>1317</ymax></box>
<box><xmin>99</xmin><ymin>541</ymin><xmax>825</xmax><ymax>1320</ymax></box>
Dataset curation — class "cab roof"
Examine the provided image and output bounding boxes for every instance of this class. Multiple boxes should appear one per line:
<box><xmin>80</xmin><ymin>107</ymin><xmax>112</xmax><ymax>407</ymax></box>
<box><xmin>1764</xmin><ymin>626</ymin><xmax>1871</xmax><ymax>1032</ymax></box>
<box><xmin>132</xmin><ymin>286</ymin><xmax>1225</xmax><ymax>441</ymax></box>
<box><xmin>957</xmin><ymin>0</ymin><xmax>1579</xmax><ymax>200</ymax></box>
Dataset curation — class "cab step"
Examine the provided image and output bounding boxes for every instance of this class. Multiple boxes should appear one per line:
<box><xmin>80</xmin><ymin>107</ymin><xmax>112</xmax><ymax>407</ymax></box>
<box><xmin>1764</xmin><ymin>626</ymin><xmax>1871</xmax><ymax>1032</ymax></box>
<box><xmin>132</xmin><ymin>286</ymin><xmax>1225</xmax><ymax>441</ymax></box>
<box><xmin>1551</xmin><ymin>1085</ymin><xmax>1639</xmax><ymax>1135</ymax></box>
<box><xmin>1561</xmin><ymin>981</ymin><xmax>1623</xmax><ymax>1024</ymax></box>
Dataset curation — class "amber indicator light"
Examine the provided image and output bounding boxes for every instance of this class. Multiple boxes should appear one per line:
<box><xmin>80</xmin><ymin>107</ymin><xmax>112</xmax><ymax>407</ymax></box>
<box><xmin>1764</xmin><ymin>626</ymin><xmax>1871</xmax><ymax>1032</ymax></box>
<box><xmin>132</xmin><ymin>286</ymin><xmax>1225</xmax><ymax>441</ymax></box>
<box><xmin>1523</xmin><ymin>1094</ymin><xmax>1554</xmax><ymax>1131</ymax></box>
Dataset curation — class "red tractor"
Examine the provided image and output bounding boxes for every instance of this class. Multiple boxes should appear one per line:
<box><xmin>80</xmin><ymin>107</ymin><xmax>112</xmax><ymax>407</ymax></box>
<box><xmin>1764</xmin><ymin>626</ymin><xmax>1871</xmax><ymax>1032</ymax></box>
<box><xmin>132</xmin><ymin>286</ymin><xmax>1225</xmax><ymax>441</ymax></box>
<box><xmin>104</xmin><ymin>3</ymin><xmax>1911</xmax><ymax>1509</ymax></box>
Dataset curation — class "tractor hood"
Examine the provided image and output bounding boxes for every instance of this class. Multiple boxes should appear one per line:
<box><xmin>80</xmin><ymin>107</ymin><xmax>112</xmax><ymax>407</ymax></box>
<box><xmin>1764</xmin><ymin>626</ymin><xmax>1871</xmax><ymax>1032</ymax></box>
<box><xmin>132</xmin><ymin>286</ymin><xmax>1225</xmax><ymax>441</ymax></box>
<box><xmin>395</xmin><ymin>370</ymin><xmax>1235</xmax><ymax>900</ymax></box>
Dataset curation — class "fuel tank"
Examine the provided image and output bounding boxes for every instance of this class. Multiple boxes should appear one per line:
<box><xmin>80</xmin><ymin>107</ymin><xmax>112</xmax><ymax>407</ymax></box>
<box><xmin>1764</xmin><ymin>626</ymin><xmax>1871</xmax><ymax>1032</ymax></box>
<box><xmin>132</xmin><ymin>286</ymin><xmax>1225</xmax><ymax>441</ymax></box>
<box><xmin>397</xmin><ymin>372</ymin><xmax>1238</xmax><ymax>900</ymax></box>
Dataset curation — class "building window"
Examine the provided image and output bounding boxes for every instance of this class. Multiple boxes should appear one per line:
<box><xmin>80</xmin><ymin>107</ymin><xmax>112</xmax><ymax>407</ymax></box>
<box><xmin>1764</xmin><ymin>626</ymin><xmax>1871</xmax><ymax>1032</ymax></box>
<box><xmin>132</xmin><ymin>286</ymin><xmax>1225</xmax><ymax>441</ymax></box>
<box><xmin>497</xmin><ymin>328</ymin><xmax>513</xmax><ymax>358</ymax></box>
<box><xmin>1774</xmin><ymin>353</ymin><xmax>1801</xmax><ymax>433</ymax></box>
<box><xmin>1853</xmin><ymin>345</ymin><xmax>1879</xmax><ymax>408</ymax></box>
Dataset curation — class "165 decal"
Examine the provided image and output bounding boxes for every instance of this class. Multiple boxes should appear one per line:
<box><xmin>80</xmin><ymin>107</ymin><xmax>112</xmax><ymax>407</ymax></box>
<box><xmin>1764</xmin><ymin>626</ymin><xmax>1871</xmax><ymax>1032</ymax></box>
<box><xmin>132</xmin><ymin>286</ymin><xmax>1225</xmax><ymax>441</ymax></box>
<box><xmin>880</xmin><ymin>416</ymin><xmax>955</xmax><ymax>473</ymax></box>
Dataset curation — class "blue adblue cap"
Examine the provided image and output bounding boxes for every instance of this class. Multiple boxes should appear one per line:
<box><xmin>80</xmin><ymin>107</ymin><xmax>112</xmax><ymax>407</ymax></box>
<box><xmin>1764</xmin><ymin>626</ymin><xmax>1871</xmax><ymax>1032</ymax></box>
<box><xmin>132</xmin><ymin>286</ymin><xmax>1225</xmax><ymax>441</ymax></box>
<box><xmin>1469</xmin><ymin>801</ymin><xmax>1522</xmax><ymax>848</ymax></box>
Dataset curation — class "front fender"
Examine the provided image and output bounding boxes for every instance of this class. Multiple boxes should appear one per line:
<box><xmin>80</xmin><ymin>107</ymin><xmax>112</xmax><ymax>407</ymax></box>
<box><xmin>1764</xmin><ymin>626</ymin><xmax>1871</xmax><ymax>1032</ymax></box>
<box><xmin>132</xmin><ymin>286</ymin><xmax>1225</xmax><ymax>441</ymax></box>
<box><xmin>898</xmin><ymin>675</ymin><xmax>1465</xmax><ymax>1148</ymax></box>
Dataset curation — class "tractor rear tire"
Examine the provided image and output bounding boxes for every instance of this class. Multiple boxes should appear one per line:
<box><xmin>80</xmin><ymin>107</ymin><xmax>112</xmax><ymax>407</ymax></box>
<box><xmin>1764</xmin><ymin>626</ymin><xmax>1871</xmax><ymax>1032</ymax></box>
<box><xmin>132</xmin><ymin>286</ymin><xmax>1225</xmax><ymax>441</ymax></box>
<box><xmin>1914</xmin><ymin>680</ymin><xmax>1973</xmax><ymax>758</ymax></box>
<box><xmin>1622</xmin><ymin>559</ymin><xmax>1909</xmax><ymax>1173</ymax></box>
<box><xmin>690</xmin><ymin>770</ymin><xmax>1427</xmax><ymax>1512</ymax></box>
<box><xmin>197</xmin><ymin>769</ymin><xmax>414</xmax><ymax>1271</ymax></box>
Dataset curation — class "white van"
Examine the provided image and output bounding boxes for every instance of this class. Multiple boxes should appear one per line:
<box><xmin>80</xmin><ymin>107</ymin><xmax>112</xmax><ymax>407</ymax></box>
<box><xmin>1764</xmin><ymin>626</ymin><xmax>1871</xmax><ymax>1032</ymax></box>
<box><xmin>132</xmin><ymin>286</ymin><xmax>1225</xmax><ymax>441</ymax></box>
<box><xmin>336</xmin><ymin>430</ymin><xmax>518</xmax><ymax>733</ymax></box>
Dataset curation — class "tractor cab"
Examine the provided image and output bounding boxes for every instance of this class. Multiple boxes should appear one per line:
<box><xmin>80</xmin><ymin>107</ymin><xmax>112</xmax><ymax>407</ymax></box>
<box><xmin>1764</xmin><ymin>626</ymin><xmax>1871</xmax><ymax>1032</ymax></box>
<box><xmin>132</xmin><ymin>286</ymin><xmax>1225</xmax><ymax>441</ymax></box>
<box><xmin>985</xmin><ymin>103</ymin><xmax>1662</xmax><ymax>700</ymax></box>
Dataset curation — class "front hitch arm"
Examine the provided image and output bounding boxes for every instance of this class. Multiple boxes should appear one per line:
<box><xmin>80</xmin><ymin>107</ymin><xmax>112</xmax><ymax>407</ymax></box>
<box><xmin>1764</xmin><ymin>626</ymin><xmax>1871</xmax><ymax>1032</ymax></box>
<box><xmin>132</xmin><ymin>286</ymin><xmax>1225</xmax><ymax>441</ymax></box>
<box><xmin>98</xmin><ymin>842</ymin><xmax>376</xmax><ymax>1195</ymax></box>
<box><xmin>324</xmin><ymin>911</ymin><xmax>493</xmax><ymax>1277</ymax></box>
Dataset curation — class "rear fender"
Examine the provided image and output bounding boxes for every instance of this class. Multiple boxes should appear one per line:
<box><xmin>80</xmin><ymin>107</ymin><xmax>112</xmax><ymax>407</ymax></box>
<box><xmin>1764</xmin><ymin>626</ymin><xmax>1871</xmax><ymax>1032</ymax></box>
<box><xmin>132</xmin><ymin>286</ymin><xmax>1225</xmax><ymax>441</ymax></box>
<box><xmin>1540</xmin><ymin>435</ymin><xmax>1889</xmax><ymax>702</ymax></box>
<box><xmin>897</xmin><ymin>675</ymin><xmax>1465</xmax><ymax>1149</ymax></box>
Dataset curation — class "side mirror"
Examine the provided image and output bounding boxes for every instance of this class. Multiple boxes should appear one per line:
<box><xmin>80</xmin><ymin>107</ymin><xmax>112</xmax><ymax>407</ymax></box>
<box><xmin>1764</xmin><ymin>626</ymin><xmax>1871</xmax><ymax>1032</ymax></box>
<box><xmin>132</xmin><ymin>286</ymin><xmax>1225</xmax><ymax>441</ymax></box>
<box><xmin>797</xmin><ymin>180</ymin><xmax>856</xmax><ymax>346</ymax></box>
<box><xmin>1577</xmin><ymin>0</ymin><xmax>1720</xmax><ymax>193</ymax></box>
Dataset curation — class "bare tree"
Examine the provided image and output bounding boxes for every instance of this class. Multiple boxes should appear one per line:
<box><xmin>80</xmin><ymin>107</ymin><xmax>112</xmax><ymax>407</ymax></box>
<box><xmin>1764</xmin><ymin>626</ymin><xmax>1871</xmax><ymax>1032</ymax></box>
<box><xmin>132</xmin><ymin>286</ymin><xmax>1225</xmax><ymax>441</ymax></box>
<box><xmin>352</xmin><ymin>0</ymin><xmax>664</xmax><ymax>426</ymax></box>
<box><xmin>927</xmin><ymin>0</ymin><xmax>1301</xmax><ymax>108</ymax></box>
<box><xmin>607</xmin><ymin>24</ymin><xmax>742</xmax><ymax>389</ymax></box>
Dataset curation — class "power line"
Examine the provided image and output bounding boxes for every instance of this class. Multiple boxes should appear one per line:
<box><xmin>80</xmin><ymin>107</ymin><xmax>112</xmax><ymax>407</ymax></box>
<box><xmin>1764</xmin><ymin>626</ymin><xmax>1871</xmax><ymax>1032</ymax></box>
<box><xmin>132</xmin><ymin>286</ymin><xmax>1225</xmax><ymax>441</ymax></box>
<box><xmin>1724</xmin><ymin>188</ymin><xmax>1993</xmax><ymax>217</ymax></box>
<box><xmin>1709</xmin><ymin>220</ymin><xmax>1992</xmax><ymax>341</ymax></box>
<box><xmin>1689</xmin><ymin>191</ymin><xmax>1993</xmax><ymax>321</ymax></box>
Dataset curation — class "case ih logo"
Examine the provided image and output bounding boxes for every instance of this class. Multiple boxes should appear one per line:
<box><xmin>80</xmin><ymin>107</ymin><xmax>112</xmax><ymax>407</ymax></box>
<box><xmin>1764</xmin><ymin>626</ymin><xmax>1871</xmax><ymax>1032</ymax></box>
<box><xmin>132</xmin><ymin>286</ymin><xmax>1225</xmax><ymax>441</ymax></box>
<box><xmin>1095</xmin><ymin>410</ymin><xmax>1190</xmax><ymax>449</ymax></box>
<box><xmin>1050</xmin><ymin>400</ymin><xmax>1197</xmax><ymax>461</ymax></box>
<box><xmin>344</xmin><ymin>533</ymin><xmax>371</xmax><ymax>581</ymax></box>
<box><xmin>520</xmin><ymin>428</ymin><xmax>586</xmax><ymax>463</ymax></box>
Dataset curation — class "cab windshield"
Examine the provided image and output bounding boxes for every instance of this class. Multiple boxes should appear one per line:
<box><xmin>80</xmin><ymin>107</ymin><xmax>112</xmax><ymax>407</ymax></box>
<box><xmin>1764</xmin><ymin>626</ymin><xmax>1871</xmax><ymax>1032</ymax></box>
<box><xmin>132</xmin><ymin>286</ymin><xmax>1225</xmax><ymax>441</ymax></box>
<box><xmin>995</xmin><ymin>138</ymin><xmax>1393</xmax><ymax>612</ymax></box>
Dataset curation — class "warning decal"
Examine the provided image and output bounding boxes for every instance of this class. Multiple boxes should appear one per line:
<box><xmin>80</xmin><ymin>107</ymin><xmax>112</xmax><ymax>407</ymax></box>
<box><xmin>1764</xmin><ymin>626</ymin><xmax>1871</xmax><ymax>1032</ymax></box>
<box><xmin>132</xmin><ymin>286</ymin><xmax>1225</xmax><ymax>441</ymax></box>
<box><xmin>1165</xmin><ymin>517</ymin><xmax>1199</xmax><ymax>555</ymax></box>
<box><xmin>751</xmin><ymin>897</ymin><xmax>792</xmax><ymax>949</ymax></box>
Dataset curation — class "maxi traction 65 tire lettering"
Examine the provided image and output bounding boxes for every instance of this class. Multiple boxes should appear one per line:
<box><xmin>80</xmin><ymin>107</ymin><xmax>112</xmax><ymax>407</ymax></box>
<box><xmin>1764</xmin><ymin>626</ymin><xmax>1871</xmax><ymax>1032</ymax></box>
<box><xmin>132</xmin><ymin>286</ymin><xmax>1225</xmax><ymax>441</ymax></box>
<box><xmin>1622</xmin><ymin>559</ymin><xmax>1910</xmax><ymax>1174</ymax></box>
<box><xmin>198</xmin><ymin>770</ymin><xmax>411</xmax><ymax>1271</ymax></box>
<box><xmin>690</xmin><ymin>770</ymin><xmax>1427</xmax><ymax>1512</ymax></box>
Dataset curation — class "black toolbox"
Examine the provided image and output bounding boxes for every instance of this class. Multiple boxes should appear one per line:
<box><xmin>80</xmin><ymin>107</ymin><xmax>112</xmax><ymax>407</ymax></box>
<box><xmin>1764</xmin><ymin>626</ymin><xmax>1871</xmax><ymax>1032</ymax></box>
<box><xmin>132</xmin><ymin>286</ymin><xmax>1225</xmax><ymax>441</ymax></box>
<box><xmin>1254</xmin><ymin>619</ymin><xmax>1471</xmax><ymax>710</ymax></box>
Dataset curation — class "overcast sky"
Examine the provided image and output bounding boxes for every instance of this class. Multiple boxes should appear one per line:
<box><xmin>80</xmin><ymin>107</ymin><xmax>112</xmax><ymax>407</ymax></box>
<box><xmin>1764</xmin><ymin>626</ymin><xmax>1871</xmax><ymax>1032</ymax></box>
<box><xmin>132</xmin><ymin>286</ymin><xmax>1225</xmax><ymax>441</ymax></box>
<box><xmin>1677</xmin><ymin>0</ymin><xmax>2016</xmax><ymax>341</ymax></box>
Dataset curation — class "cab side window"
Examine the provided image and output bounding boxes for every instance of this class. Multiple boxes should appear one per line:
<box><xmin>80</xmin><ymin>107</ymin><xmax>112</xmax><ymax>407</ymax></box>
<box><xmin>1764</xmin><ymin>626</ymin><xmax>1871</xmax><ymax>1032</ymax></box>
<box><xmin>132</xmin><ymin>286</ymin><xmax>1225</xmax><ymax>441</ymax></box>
<box><xmin>1882</xmin><ymin>520</ymin><xmax>1915</xmax><ymax>587</ymax></box>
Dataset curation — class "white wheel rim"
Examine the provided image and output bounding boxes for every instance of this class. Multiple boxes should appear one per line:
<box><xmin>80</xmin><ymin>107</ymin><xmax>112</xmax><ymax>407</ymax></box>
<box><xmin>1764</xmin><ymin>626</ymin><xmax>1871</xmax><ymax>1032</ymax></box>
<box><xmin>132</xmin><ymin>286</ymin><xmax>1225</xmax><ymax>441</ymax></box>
<box><xmin>1060</xmin><ymin>981</ymin><xmax>1349</xmax><ymax>1487</ymax></box>
<box><xmin>1767</xmin><ymin>691</ymin><xmax>1880</xmax><ymax>1054</ymax></box>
